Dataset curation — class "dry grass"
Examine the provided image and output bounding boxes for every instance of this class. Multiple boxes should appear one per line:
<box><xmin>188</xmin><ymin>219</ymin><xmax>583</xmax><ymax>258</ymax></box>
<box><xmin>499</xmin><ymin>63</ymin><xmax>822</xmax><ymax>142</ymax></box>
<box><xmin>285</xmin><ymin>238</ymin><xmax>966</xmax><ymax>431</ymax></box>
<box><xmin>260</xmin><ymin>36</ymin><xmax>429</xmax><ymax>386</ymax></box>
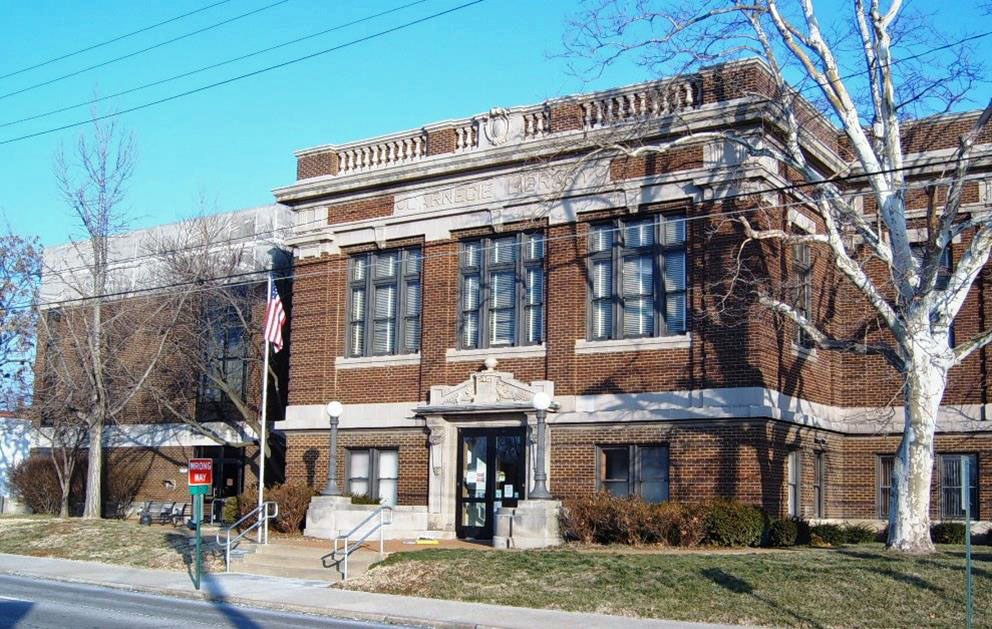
<box><xmin>0</xmin><ymin>516</ymin><xmax>225</xmax><ymax>573</ymax></box>
<box><xmin>345</xmin><ymin>544</ymin><xmax>992</xmax><ymax>627</ymax></box>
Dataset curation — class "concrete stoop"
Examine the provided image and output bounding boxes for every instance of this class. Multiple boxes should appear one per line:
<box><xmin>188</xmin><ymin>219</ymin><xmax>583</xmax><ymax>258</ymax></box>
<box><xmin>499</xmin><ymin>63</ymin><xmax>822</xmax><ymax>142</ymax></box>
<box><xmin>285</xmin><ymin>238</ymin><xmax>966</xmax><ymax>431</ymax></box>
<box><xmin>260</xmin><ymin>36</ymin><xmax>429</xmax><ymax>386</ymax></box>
<box><xmin>229</xmin><ymin>541</ymin><xmax>385</xmax><ymax>582</ymax></box>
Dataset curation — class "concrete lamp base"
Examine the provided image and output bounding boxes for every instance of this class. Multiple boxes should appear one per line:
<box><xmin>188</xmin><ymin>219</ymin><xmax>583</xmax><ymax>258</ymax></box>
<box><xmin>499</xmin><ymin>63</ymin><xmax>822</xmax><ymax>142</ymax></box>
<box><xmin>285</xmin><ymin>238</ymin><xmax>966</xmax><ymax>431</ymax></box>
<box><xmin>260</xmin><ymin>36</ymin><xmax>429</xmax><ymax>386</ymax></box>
<box><xmin>493</xmin><ymin>499</ymin><xmax>563</xmax><ymax>550</ymax></box>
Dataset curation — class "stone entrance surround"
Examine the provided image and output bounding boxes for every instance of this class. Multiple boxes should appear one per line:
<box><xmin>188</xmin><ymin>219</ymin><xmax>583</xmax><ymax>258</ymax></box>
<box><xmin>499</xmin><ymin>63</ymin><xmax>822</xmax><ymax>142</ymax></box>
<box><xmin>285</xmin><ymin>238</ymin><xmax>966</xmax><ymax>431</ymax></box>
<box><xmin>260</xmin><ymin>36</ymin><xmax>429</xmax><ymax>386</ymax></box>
<box><xmin>303</xmin><ymin>360</ymin><xmax>563</xmax><ymax>547</ymax></box>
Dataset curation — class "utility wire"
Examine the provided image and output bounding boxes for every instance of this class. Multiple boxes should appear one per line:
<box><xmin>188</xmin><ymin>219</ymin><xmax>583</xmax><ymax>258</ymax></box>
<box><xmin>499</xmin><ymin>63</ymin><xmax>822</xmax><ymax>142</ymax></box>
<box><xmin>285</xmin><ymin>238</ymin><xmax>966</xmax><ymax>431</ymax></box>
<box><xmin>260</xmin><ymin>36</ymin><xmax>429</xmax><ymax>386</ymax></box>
<box><xmin>27</xmin><ymin>154</ymin><xmax>992</xmax><ymax>311</ymax></box>
<box><xmin>34</xmin><ymin>147</ymin><xmax>992</xmax><ymax>280</ymax></box>
<box><xmin>0</xmin><ymin>0</ymin><xmax>432</xmax><ymax>129</ymax></box>
<box><xmin>0</xmin><ymin>0</ymin><xmax>233</xmax><ymax>81</ymax></box>
<box><xmin>0</xmin><ymin>0</ymin><xmax>292</xmax><ymax>103</ymax></box>
<box><xmin>0</xmin><ymin>0</ymin><xmax>485</xmax><ymax>146</ymax></box>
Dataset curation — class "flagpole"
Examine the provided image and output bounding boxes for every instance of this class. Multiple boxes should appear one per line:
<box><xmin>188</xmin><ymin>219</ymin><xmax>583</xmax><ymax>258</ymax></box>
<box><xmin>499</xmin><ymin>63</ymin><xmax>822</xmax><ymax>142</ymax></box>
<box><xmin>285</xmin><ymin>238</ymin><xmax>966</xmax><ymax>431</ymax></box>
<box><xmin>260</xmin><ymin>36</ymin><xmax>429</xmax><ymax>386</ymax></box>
<box><xmin>258</xmin><ymin>273</ymin><xmax>272</xmax><ymax>523</ymax></box>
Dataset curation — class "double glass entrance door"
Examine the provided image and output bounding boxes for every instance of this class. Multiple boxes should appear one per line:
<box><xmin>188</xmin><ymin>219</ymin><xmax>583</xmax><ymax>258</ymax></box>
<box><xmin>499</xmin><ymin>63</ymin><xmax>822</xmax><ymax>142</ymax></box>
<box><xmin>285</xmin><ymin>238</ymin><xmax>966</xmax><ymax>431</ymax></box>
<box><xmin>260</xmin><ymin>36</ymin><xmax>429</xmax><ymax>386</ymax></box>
<box><xmin>456</xmin><ymin>427</ymin><xmax>526</xmax><ymax>540</ymax></box>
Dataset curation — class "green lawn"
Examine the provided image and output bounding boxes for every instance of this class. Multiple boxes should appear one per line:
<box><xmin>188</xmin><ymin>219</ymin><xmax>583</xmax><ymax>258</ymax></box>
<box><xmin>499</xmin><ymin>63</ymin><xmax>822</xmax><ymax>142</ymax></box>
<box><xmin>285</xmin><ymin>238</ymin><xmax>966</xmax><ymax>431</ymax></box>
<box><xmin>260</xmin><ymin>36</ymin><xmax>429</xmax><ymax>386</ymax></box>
<box><xmin>0</xmin><ymin>516</ymin><xmax>224</xmax><ymax>572</ymax></box>
<box><xmin>347</xmin><ymin>545</ymin><xmax>991</xmax><ymax>627</ymax></box>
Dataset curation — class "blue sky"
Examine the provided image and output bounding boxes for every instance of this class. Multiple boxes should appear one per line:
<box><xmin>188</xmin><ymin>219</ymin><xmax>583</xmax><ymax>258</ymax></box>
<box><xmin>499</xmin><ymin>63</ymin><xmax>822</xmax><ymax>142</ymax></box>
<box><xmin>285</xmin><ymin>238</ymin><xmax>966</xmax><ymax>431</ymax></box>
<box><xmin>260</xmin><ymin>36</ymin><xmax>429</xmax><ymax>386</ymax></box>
<box><xmin>0</xmin><ymin>0</ymin><xmax>988</xmax><ymax>246</ymax></box>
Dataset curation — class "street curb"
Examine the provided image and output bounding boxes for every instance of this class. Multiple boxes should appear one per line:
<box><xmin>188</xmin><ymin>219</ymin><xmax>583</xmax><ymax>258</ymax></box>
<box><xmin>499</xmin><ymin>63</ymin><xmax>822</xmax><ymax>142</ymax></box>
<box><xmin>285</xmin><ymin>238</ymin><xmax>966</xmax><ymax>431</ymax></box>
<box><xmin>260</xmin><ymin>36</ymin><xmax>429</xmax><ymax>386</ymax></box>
<box><xmin>0</xmin><ymin>568</ymin><xmax>479</xmax><ymax>629</ymax></box>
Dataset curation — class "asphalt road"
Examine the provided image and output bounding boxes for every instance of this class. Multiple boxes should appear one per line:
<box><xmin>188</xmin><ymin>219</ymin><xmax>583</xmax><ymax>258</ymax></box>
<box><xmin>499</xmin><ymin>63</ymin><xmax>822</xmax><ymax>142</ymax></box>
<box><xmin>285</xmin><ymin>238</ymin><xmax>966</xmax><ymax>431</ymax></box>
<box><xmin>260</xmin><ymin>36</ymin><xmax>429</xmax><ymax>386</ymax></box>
<box><xmin>0</xmin><ymin>574</ymin><xmax>399</xmax><ymax>629</ymax></box>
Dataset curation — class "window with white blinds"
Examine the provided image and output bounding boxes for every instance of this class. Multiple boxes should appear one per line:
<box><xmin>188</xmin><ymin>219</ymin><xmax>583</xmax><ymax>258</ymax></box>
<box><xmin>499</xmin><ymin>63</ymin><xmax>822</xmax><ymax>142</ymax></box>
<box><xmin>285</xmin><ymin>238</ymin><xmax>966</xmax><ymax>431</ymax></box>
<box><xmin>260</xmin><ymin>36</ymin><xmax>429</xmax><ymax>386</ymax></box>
<box><xmin>588</xmin><ymin>214</ymin><xmax>687</xmax><ymax>340</ymax></box>
<box><xmin>348</xmin><ymin>248</ymin><xmax>422</xmax><ymax>357</ymax></box>
<box><xmin>459</xmin><ymin>233</ymin><xmax>545</xmax><ymax>349</ymax></box>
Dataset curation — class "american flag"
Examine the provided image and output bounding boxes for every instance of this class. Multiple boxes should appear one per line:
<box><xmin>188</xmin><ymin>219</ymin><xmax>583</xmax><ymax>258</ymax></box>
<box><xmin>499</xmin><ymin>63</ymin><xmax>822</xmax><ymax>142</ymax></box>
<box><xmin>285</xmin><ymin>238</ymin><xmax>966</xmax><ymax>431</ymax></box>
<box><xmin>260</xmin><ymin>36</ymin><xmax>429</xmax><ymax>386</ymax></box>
<box><xmin>263</xmin><ymin>276</ymin><xmax>286</xmax><ymax>353</ymax></box>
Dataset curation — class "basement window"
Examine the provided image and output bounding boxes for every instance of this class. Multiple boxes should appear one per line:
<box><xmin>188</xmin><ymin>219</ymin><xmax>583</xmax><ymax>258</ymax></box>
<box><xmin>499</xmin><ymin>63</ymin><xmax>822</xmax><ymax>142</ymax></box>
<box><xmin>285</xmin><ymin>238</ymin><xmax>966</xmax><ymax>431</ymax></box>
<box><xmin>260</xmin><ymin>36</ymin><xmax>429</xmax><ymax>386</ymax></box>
<box><xmin>597</xmin><ymin>445</ymin><xmax>669</xmax><ymax>503</ymax></box>
<box><xmin>347</xmin><ymin>448</ymin><xmax>399</xmax><ymax>506</ymax></box>
<box><xmin>940</xmin><ymin>454</ymin><xmax>978</xmax><ymax>520</ymax></box>
<box><xmin>877</xmin><ymin>456</ymin><xmax>894</xmax><ymax>519</ymax></box>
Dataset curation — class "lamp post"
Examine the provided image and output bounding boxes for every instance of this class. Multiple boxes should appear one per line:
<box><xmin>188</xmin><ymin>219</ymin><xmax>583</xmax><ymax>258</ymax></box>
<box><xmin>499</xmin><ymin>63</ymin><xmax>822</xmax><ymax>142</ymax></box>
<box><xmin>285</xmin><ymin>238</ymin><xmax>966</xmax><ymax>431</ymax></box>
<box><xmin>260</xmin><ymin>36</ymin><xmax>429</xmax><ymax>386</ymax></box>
<box><xmin>321</xmin><ymin>401</ymin><xmax>343</xmax><ymax>496</ymax></box>
<box><xmin>530</xmin><ymin>391</ymin><xmax>552</xmax><ymax>500</ymax></box>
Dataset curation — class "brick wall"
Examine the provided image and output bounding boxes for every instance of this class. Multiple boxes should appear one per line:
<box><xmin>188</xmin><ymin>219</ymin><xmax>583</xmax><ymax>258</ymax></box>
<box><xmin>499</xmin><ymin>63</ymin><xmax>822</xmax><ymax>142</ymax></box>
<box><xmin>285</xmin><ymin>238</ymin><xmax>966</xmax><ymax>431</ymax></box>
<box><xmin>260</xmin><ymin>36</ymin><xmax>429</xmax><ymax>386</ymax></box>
<box><xmin>549</xmin><ymin>420</ymin><xmax>992</xmax><ymax>520</ymax></box>
<box><xmin>327</xmin><ymin>195</ymin><xmax>394</xmax><ymax>225</ymax></box>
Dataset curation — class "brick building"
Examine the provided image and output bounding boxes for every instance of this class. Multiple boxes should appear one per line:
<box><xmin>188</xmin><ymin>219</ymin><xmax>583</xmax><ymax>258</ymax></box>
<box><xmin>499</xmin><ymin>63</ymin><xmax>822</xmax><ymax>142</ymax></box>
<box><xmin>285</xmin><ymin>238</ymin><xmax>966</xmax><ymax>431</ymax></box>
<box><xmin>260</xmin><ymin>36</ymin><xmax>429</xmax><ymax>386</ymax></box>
<box><xmin>273</xmin><ymin>58</ymin><xmax>992</xmax><ymax>541</ymax></box>
<box><xmin>35</xmin><ymin>206</ymin><xmax>293</xmax><ymax>512</ymax></box>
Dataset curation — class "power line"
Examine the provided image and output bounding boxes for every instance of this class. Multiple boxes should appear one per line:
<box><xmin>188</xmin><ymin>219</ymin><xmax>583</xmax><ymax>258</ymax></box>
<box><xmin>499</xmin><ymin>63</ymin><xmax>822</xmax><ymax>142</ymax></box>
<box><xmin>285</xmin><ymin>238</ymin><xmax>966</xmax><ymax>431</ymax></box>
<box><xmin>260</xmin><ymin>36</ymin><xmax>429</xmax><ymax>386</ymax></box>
<box><xmin>29</xmin><ymin>160</ymin><xmax>992</xmax><ymax>311</ymax></box>
<box><xmin>0</xmin><ymin>0</ymin><xmax>292</xmax><ymax>103</ymax></box>
<box><xmin>0</xmin><ymin>0</ymin><xmax>233</xmax><ymax>81</ymax></box>
<box><xmin>0</xmin><ymin>0</ymin><xmax>486</xmax><ymax>146</ymax></box>
<box><xmin>36</xmin><ymin>146</ymin><xmax>992</xmax><ymax>280</ymax></box>
<box><xmin>0</xmin><ymin>0</ymin><xmax>432</xmax><ymax>129</ymax></box>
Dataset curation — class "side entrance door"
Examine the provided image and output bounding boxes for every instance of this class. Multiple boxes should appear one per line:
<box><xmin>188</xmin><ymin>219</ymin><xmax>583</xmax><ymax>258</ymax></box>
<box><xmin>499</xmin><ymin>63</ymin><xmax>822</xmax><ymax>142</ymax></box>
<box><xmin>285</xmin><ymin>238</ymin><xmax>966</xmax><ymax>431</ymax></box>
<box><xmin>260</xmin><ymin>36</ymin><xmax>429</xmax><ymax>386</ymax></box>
<box><xmin>455</xmin><ymin>427</ymin><xmax>527</xmax><ymax>540</ymax></box>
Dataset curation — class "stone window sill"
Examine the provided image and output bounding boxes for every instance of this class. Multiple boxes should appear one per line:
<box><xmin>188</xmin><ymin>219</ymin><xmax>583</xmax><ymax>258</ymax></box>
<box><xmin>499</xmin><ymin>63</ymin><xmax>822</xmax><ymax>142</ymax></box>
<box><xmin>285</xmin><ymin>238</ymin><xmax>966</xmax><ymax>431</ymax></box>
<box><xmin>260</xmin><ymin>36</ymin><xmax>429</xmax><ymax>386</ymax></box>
<box><xmin>335</xmin><ymin>353</ymin><xmax>421</xmax><ymax>369</ymax></box>
<box><xmin>791</xmin><ymin>343</ymin><xmax>817</xmax><ymax>361</ymax></box>
<box><xmin>575</xmin><ymin>334</ymin><xmax>692</xmax><ymax>354</ymax></box>
<box><xmin>446</xmin><ymin>344</ymin><xmax>546</xmax><ymax>362</ymax></box>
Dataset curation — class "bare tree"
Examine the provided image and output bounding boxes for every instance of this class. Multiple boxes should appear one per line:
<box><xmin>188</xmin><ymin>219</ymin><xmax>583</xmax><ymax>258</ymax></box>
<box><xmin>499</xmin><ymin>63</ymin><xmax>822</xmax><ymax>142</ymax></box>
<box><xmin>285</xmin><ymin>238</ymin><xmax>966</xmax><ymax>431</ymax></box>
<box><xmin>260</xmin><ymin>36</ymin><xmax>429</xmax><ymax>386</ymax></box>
<box><xmin>46</xmin><ymin>116</ymin><xmax>184</xmax><ymax>518</ymax></box>
<box><xmin>0</xmin><ymin>221</ymin><xmax>40</xmax><ymax>410</ymax></box>
<box><xmin>563</xmin><ymin>0</ymin><xmax>990</xmax><ymax>553</ymax></box>
<box><xmin>139</xmin><ymin>211</ymin><xmax>286</xmax><ymax>458</ymax></box>
<box><xmin>31</xmin><ymin>319</ymin><xmax>88</xmax><ymax>518</ymax></box>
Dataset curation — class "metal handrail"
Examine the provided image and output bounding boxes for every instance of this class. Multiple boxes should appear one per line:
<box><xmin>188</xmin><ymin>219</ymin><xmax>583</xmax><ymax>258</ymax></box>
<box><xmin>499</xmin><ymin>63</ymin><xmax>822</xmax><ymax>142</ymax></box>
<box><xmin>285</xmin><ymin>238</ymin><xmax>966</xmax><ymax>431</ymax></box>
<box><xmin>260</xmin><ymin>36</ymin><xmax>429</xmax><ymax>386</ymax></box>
<box><xmin>329</xmin><ymin>505</ymin><xmax>392</xmax><ymax>581</ymax></box>
<box><xmin>216</xmin><ymin>501</ymin><xmax>278</xmax><ymax>572</ymax></box>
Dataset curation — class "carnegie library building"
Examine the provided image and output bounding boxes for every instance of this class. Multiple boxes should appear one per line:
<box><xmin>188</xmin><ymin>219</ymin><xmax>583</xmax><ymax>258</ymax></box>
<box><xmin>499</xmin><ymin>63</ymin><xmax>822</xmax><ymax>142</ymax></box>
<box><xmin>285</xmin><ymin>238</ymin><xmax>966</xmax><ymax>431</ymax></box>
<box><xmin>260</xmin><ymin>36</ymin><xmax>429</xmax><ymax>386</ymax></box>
<box><xmin>36</xmin><ymin>59</ymin><xmax>992</xmax><ymax>544</ymax></box>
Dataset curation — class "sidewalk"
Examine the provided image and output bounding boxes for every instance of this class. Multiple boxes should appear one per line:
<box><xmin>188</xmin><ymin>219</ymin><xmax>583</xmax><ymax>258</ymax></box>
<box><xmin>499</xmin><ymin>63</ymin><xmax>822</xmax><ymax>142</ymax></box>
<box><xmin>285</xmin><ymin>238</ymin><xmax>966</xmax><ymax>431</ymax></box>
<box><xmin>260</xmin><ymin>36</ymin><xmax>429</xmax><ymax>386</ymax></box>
<box><xmin>0</xmin><ymin>553</ymin><xmax>738</xmax><ymax>629</ymax></box>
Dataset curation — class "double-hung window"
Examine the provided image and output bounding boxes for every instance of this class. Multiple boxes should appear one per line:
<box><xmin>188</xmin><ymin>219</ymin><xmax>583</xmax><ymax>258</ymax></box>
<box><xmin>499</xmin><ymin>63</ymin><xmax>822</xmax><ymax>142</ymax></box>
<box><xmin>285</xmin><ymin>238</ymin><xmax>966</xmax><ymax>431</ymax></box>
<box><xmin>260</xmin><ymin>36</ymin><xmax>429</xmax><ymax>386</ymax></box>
<box><xmin>588</xmin><ymin>214</ymin><xmax>686</xmax><ymax>340</ymax></box>
<box><xmin>940</xmin><ymin>453</ymin><xmax>978</xmax><ymax>519</ymax></box>
<box><xmin>348</xmin><ymin>248</ymin><xmax>422</xmax><ymax>357</ymax></box>
<box><xmin>787</xmin><ymin>450</ymin><xmax>801</xmax><ymax>517</ymax></box>
<box><xmin>198</xmin><ymin>300</ymin><xmax>248</xmax><ymax>421</ymax></box>
<box><xmin>459</xmin><ymin>233</ymin><xmax>544</xmax><ymax>349</ymax></box>
<box><xmin>792</xmin><ymin>242</ymin><xmax>813</xmax><ymax>348</ymax></box>
<box><xmin>597</xmin><ymin>444</ymin><xmax>669</xmax><ymax>502</ymax></box>
<box><xmin>347</xmin><ymin>448</ymin><xmax>399</xmax><ymax>506</ymax></box>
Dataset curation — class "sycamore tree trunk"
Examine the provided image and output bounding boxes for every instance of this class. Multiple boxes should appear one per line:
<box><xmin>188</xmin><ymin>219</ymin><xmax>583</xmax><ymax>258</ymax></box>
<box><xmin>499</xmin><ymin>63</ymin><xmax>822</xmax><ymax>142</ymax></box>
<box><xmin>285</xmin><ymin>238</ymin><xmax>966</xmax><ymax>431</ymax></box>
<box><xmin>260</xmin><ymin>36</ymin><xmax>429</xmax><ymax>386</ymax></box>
<box><xmin>83</xmin><ymin>420</ymin><xmax>103</xmax><ymax>518</ymax></box>
<box><xmin>887</xmin><ymin>339</ymin><xmax>947</xmax><ymax>553</ymax></box>
<box><xmin>59</xmin><ymin>489</ymin><xmax>70</xmax><ymax>518</ymax></box>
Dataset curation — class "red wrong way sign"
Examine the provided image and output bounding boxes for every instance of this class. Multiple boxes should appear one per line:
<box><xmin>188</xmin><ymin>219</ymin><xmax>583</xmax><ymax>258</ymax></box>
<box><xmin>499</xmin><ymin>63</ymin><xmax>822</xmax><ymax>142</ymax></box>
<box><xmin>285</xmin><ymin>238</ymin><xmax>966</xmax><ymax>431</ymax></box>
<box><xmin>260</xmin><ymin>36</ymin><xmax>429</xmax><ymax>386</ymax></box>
<box><xmin>188</xmin><ymin>458</ymin><xmax>213</xmax><ymax>487</ymax></box>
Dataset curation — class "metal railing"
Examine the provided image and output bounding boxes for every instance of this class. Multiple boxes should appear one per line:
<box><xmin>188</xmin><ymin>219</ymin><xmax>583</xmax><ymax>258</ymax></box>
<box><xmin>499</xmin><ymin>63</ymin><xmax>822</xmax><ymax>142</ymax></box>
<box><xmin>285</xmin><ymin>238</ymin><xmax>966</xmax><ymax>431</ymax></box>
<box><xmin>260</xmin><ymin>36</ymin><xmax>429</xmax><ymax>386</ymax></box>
<box><xmin>216</xmin><ymin>500</ymin><xmax>278</xmax><ymax>572</ymax></box>
<box><xmin>327</xmin><ymin>506</ymin><xmax>392</xmax><ymax>581</ymax></box>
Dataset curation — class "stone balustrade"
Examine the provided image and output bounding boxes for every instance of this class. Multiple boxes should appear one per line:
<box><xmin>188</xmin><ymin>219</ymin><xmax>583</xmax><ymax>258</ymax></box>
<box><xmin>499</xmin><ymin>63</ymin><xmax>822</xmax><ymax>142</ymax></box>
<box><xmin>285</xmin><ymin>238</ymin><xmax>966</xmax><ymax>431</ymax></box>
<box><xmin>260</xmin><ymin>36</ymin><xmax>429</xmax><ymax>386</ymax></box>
<box><xmin>298</xmin><ymin>77</ymin><xmax>702</xmax><ymax>180</ymax></box>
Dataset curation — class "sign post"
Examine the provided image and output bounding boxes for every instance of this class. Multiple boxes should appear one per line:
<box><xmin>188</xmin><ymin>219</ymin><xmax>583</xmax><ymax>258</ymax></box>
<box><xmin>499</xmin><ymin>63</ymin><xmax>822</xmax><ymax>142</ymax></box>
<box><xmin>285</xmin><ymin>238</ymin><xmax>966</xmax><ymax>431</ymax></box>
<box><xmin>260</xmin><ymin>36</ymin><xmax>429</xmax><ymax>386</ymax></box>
<box><xmin>962</xmin><ymin>455</ymin><xmax>973</xmax><ymax>629</ymax></box>
<box><xmin>188</xmin><ymin>458</ymin><xmax>213</xmax><ymax>591</ymax></box>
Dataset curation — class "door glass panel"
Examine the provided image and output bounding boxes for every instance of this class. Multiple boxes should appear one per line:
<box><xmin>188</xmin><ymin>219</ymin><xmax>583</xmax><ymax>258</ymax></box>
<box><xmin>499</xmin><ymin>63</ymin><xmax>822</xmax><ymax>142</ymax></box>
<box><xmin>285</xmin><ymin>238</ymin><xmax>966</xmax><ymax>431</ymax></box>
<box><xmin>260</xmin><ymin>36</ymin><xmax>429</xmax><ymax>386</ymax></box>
<box><xmin>461</xmin><ymin>435</ymin><xmax>488</xmax><ymax>499</ymax></box>
<box><xmin>495</xmin><ymin>434</ymin><xmax>524</xmax><ymax>505</ymax></box>
<box><xmin>461</xmin><ymin>502</ymin><xmax>487</xmax><ymax>527</ymax></box>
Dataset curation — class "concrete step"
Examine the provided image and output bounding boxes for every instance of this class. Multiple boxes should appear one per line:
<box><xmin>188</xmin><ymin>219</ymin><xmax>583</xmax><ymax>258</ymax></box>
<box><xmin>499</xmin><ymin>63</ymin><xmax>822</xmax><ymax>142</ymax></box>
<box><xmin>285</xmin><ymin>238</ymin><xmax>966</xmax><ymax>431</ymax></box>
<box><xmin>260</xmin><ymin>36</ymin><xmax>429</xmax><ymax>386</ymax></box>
<box><xmin>231</xmin><ymin>552</ymin><xmax>382</xmax><ymax>581</ymax></box>
<box><xmin>229</xmin><ymin>560</ymin><xmax>342</xmax><ymax>582</ymax></box>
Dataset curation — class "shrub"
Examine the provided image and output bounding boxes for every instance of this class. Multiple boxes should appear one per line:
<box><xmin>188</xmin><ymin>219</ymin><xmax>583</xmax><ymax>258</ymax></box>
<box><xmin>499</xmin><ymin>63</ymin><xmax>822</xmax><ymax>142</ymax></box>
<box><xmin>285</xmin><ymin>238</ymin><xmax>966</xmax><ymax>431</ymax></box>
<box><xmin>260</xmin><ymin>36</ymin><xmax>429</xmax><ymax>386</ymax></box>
<box><xmin>347</xmin><ymin>493</ymin><xmax>381</xmax><ymax>505</ymax></box>
<box><xmin>794</xmin><ymin>517</ymin><xmax>812</xmax><ymax>545</ymax></box>
<box><xmin>843</xmin><ymin>523</ymin><xmax>879</xmax><ymax>544</ymax></box>
<box><xmin>931</xmin><ymin>522</ymin><xmax>966</xmax><ymax>544</ymax></box>
<box><xmin>103</xmin><ymin>454</ymin><xmax>145</xmax><ymax>519</ymax></box>
<box><xmin>767</xmin><ymin>518</ymin><xmax>798</xmax><ymax>546</ymax></box>
<box><xmin>221</xmin><ymin>496</ymin><xmax>240</xmax><ymax>524</ymax></box>
<box><xmin>705</xmin><ymin>499</ymin><xmax>766</xmax><ymax>547</ymax></box>
<box><xmin>8</xmin><ymin>454</ymin><xmax>86</xmax><ymax>516</ymax></box>
<box><xmin>231</xmin><ymin>483</ymin><xmax>318</xmax><ymax>534</ymax></box>
<box><xmin>810</xmin><ymin>523</ymin><xmax>847</xmax><ymax>546</ymax></box>
<box><xmin>560</xmin><ymin>495</ymin><xmax>765</xmax><ymax>547</ymax></box>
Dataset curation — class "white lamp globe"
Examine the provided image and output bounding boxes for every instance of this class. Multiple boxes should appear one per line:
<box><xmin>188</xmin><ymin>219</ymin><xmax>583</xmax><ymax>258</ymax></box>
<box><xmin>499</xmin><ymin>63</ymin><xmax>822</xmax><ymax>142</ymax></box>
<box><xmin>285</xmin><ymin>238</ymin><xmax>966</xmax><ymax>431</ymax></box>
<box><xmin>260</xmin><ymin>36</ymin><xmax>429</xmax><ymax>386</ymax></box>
<box><xmin>532</xmin><ymin>391</ymin><xmax>552</xmax><ymax>411</ymax></box>
<box><xmin>325</xmin><ymin>401</ymin><xmax>344</xmax><ymax>419</ymax></box>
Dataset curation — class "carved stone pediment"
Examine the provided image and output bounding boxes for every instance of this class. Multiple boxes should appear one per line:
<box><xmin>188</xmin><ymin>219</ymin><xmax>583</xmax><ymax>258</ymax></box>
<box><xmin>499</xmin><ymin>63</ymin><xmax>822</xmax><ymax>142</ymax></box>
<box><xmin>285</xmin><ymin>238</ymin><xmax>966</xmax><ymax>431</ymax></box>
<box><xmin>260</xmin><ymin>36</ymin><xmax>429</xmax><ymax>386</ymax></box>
<box><xmin>426</xmin><ymin>358</ymin><xmax>553</xmax><ymax>409</ymax></box>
